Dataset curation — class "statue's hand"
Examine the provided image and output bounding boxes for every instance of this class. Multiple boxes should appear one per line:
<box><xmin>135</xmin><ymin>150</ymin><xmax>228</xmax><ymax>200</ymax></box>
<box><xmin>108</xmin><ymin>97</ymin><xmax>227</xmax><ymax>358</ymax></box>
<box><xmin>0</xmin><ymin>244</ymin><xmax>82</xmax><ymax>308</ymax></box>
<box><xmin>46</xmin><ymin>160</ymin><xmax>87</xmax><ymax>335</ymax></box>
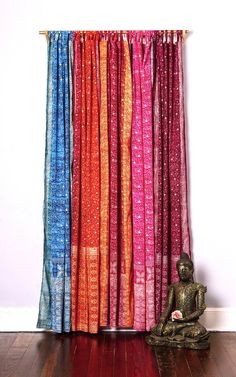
<box><xmin>174</xmin><ymin>317</ymin><xmax>185</xmax><ymax>323</ymax></box>
<box><xmin>152</xmin><ymin>321</ymin><xmax>165</xmax><ymax>336</ymax></box>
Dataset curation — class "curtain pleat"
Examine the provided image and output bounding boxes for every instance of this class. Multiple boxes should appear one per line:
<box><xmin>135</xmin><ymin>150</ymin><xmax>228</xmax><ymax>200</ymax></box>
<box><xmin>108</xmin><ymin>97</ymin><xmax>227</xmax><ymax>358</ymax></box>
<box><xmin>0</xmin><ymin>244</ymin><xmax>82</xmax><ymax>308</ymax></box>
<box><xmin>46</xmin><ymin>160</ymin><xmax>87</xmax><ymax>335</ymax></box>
<box><xmin>169</xmin><ymin>35</ymin><xmax>182</xmax><ymax>282</ymax></box>
<box><xmin>38</xmin><ymin>30</ymin><xmax>191</xmax><ymax>334</ymax></box>
<box><xmin>108</xmin><ymin>39</ymin><xmax>120</xmax><ymax>327</ymax></box>
<box><xmin>71</xmin><ymin>32</ymin><xmax>82</xmax><ymax>330</ymax></box>
<box><xmin>118</xmin><ymin>39</ymin><xmax>133</xmax><ymax>327</ymax></box>
<box><xmin>77</xmin><ymin>36</ymin><xmax>88</xmax><ymax>331</ymax></box>
<box><xmin>87</xmin><ymin>36</ymin><xmax>100</xmax><ymax>333</ymax></box>
<box><xmin>132</xmin><ymin>40</ymin><xmax>146</xmax><ymax>331</ymax></box>
<box><xmin>99</xmin><ymin>40</ymin><xmax>110</xmax><ymax>327</ymax></box>
<box><xmin>141</xmin><ymin>39</ymin><xmax>155</xmax><ymax>332</ymax></box>
<box><xmin>178</xmin><ymin>38</ymin><xmax>191</xmax><ymax>255</ymax></box>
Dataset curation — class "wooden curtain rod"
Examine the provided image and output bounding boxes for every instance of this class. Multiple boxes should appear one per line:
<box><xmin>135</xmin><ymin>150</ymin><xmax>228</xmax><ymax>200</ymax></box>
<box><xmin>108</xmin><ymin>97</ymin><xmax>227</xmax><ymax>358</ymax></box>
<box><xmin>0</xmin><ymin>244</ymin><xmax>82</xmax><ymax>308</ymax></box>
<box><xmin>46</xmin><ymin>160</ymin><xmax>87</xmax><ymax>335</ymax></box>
<box><xmin>39</xmin><ymin>30</ymin><xmax>190</xmax><ymax>43</ymax></box>
<box><xmin>39</xmin><ymin>30</ymin><xmax>190</xmax><ymax>35</ymax></box>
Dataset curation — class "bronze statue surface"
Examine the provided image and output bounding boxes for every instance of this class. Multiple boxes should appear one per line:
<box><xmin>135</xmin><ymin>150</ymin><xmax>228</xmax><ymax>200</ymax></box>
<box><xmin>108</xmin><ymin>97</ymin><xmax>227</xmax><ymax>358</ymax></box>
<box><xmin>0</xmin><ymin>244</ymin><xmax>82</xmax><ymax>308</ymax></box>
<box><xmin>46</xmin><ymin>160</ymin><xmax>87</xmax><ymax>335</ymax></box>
<box><xmin>146</xmin><ymin>252</ymin><xmax>210</xmax><ymax>350</ymax></box>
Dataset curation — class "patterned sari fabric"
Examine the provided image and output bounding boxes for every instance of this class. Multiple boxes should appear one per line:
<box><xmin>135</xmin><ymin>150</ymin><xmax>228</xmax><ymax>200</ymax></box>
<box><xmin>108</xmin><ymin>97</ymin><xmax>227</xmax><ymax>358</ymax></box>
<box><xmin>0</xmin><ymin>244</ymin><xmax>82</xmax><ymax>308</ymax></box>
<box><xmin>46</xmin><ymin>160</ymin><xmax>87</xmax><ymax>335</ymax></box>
<box><xmin>118</xmin><ymin>38</ymin><xmax>133</xmax><ymax>328</ymax></box>
<box><xmin>37</xmin><ymin>31</ymin><xmax>72</xmax><ymax>333</ymax></box>
<box><xmin>38</xmin><ymin>30</ymin><xmax>191</xmax><ymax>333</ymax></box>
<box><xmin>153</xmin><ymin>31</ymin><xmax>191</xmax><ymax>319</ymax></box>
<box><xmin>108</xmin><ymin>38</ymin><xmax>120</xmax><ymax>327</ymax></box>
<box><xmin>99</xmin><ymin>39</ymin><xmax>110</xmax><ymax>327</ymax></box>
<box><xmin>131</xmin><ymin>32</ymin><xmax>155</xmax><ymax>331</ymax></box>
<box><xmin>71</xmin><ymin>32</ymin><xmax>100</xmax><ymax>333</ymax></box>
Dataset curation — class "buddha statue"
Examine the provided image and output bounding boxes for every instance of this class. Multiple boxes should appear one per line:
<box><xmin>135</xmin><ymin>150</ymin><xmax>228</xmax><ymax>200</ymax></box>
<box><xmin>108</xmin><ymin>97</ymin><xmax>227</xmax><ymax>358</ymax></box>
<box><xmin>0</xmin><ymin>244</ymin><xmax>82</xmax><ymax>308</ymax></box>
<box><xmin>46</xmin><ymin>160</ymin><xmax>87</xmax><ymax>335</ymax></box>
<box><xmin>146</xmin><ymin>252</ymin><xmax>210</xmax><ymax>349</ymax></box>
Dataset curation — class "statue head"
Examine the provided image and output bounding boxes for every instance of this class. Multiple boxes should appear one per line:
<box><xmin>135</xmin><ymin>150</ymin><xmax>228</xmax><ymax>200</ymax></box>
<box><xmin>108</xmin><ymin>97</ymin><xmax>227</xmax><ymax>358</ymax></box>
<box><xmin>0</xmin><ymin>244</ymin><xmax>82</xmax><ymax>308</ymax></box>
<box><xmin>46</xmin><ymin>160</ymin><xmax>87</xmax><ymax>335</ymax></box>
<box><xmin>176</xmin><ymin>252</ymin><xmax>194</xmax><ymax>282</ymax></box>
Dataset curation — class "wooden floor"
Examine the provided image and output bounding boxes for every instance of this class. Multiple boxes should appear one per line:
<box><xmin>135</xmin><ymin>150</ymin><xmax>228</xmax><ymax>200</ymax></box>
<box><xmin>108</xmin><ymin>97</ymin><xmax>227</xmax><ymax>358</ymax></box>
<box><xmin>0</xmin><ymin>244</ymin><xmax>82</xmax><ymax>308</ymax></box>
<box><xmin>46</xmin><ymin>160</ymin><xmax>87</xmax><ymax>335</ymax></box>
<box><xmin>0</xmin><ymin>332</ymin><xmax>235</xmax><ymax>377</ymax></box>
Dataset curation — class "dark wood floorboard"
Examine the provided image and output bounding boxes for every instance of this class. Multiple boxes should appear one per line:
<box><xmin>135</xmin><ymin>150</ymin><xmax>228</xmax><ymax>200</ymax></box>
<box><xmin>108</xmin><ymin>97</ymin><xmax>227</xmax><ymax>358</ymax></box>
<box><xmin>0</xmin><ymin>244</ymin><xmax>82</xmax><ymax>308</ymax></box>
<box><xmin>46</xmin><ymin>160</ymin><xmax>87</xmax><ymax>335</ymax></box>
<box><xmin>0</xmin><ymin>334</ymin><xmax>36</xmax><ymax>377</ymax></box>
<box><xmin>86</xmin><ymin>333</ymin><xmax>104</xmax><ymax>377</ymax></box>
<box><xmin>101</xmin><ymin>332</ymin><xmax>116</xmax><ymax>377</ymax></box>
<box><xmin>0</xmin><ymin>332</ymin><xmax>235</xmax><ymax>377</ymax></box>
<box><xmin>142</xmin><ymin>341</ymin><xmax>160</xmax><ymax>377</ymax></box>
<box><xmin>198</xmin><ymin>349</ymin><xmax>222</xmax><ymax>377</ymax></box>
<box><xmin>173</xmin><ymin>349</ymin><xmax>192</xmax><ymax>377</ymax></box>
<box><xmin>154</xmin><ymin>347</ymin><xmax>177</xmax><ymax>377</ymax></box>
<box><xmin>218</xmin><ymin>332</ymin><xmax>236</xmax><ymax>370</ymax></box>
<box><xmin>185</xmin><ymin>349</ymin><xmax>206</xmax><ymax>377</ymax></box>
<box><xmin>126</xmin><ymin>333</ymin><xmax>147</xmax><ymax>377</ymax></box>
<box><xmin>51</xmin><ymin>335</ymin><xmax>74</xmax><ymax>377</ymax></box>
<box><xmin>28</xmin><ymin>333</ymin><xmax>61</xmax><ymax>377</ymax></box>
<box><xmin>70</xmin><ymin>333</ymin><xmax>92</xmax><ymax>377</ymax></box>
<box><xmin>113</xmin><ymin>333</ymin><xmax>126</xmax><ymax>377</ymax></box>
<box><xmin>0</xmin><ymin>334</ymin><xmax>17</xmax><ymax>365</ymax></box>
<box><xmin>10</xmin><ymin>334</ymin><xmax>38</xmax><ymax>377</ymax></box>
<box><xmin>210</xmin><ymin>332</ymin><xmax>236</xmax><ymax>377</ymax></box>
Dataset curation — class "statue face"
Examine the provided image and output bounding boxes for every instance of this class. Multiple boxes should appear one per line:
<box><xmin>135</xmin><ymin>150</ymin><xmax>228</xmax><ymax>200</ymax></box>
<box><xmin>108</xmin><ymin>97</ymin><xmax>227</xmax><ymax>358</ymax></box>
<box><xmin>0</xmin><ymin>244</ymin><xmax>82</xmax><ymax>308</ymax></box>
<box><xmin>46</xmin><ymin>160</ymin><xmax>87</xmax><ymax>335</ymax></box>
<box><xmin>178</xmin><ymin>262</ymin><xmax>193</xmax><ymax>282</ymax></box>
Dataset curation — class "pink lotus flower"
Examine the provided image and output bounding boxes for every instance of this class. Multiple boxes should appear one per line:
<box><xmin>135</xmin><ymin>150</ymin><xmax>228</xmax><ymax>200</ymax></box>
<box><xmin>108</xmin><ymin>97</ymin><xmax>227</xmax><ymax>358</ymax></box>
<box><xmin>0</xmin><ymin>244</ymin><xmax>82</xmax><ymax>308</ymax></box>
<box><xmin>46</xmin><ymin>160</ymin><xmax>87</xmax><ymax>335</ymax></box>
<box><xmin>171</xmin><ymin>310</ymin><xmax>183</xmax><ymax>321</ymax></box>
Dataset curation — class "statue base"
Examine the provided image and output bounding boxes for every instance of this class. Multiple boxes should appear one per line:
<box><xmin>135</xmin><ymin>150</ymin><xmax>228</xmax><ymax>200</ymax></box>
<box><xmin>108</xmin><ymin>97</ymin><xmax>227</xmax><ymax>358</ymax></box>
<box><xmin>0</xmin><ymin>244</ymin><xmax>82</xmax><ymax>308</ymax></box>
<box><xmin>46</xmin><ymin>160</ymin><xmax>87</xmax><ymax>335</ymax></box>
<box><xmin>145</xmin><ymin>333</ymin><xmax>210</xmax><ymax>350</ymax></box>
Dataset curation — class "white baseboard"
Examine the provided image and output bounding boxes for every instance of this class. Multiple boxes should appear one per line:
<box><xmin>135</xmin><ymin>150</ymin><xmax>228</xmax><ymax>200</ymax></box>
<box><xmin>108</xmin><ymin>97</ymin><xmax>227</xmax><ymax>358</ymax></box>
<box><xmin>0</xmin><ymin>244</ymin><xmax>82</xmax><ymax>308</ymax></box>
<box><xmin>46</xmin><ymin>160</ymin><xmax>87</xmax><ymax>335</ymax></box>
<box><xmin>201</xmin><ymin>308</ymin><xmax>236</xmax><ymax>331</ymax></box>
<box><xmin>0</xmin><ymin>307</ymin><xmax>235</xmax><ymax>332</ymax></box>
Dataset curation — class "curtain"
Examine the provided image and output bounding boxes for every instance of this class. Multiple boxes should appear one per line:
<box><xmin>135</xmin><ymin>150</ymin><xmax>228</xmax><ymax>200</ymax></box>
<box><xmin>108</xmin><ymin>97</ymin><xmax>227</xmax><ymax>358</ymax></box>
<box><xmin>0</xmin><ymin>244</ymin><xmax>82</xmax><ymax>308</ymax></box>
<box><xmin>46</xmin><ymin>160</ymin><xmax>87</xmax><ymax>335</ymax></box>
<box><xmin>154</xmin><ymin>32</ymin><xmax>190</xmax><ymax>317</ymax></box>
<box><xmin>37</xmin><ymin>30</ymin><xmax>191</xmax><ymax>334</ymax></box>
<box><xmin>131</xmin><ymin>32</ymin><xmax>155</xmax><ymax>331</ymax></box>
<box><xmin>37</xmin><ymin>31</ymin><xmax>73</xmax><ymax>332</ymax></box>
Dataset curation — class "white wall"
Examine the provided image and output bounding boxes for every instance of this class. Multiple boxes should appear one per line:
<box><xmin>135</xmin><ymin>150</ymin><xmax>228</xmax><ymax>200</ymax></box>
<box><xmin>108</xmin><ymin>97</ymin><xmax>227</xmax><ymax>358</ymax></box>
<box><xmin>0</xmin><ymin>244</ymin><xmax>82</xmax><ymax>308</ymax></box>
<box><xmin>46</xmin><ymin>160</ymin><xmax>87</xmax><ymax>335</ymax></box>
<box><xmin>0</xmin><ymin>0</ymin><xmax>236</xmax><ymax>330</ymax></box>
